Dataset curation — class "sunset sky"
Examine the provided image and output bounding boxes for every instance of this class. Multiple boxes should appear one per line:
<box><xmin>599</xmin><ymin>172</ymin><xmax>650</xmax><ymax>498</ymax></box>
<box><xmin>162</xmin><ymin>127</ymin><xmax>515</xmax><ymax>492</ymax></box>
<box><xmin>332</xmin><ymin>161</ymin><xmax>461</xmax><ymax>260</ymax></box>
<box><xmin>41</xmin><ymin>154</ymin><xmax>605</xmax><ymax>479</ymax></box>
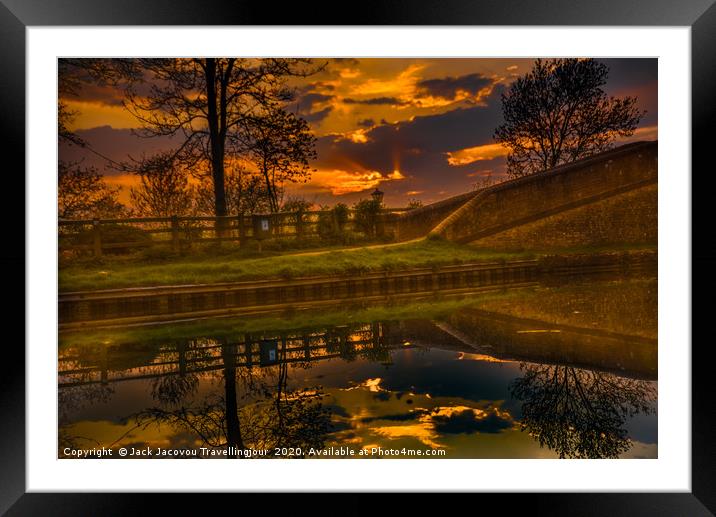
<box><xmin>59</xmin><ymin>58</ymin><xmax>657</xmax><ymax>207</ymax></box>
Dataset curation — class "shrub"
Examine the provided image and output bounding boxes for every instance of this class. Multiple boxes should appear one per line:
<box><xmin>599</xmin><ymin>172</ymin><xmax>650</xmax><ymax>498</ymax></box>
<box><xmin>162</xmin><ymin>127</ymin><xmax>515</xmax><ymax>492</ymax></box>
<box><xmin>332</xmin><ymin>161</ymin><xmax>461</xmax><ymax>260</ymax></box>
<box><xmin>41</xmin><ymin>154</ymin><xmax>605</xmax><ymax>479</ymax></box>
<box><xmin>353</xmin><ymin>199</ymin><xmax>381</xmax><ymax>238</ymax></box>
<box><xmin>73</xmin><ymin>223</ymin><xmax>152</xmax><ymax>255</ymax></box>
<box><xmin>317</xmin><ymin>203</ymin><xmax>350</xmax><ymax>243</ymax></box>
<box><xmin>178</xmin><ymin>220</ymin><xmax>205</xmax><ymax>246</ymax></box>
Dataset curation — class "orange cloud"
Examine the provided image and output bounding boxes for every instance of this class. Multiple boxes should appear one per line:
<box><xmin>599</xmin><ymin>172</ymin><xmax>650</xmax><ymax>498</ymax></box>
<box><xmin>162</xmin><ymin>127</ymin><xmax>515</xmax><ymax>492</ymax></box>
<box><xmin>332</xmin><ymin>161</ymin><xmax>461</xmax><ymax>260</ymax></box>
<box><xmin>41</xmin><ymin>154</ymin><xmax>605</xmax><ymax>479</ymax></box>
<box><xmin>343</xmin><ymin>129</ymin><xmax>370</xmax><ymax>144</ymax></box>
<box><xmin>63</xmin><ymin>100</ymin><xmax>139</xmax><ymax>131</ymax></box>
<box><xmin>466</xmin><ymin>169</ymin><xmax>493</xmax><ymax>178</ymax></box>
<box><xmin>617</xmin><ymin>124</ymin><xmax>658</xmax><ymax>144</ymax></box>
<box><xmin>352</xmin><ymin>63</ymin><xmax>425</xmax><ymax>98</ymax></box>
<box><xmin>446</xmin><ymin>143</ymin><xmax>509</xmax><ymax>166</ymax></box>
<box><xmin>339</xmin><ymin>68</ymin><xmax>361</xmax><ymax>79</ymax></box>
<box><xmin>371</xmin><ymin>423</ymin><xmax>443</xmax><ymax>449</ymax></box>
<box><xmin>307</xmin><ymin>168</ymin><xmax>405</xmax><ymax>195</ymax></box>
<box><xmin>412</xmin><ymin>88</ymin><xmax>491</xmax><ymax>109</ymax></box>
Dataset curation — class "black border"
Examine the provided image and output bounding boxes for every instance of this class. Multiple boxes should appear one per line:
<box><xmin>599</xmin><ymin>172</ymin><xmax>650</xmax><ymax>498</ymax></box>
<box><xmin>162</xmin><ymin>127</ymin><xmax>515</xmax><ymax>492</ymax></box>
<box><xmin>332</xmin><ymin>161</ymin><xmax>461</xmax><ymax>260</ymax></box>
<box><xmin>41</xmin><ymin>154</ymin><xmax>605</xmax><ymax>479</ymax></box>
<box><xmin>3</xmin><ymin>1</ymin><xmax>714</xmax><ymax>514</ymax></box>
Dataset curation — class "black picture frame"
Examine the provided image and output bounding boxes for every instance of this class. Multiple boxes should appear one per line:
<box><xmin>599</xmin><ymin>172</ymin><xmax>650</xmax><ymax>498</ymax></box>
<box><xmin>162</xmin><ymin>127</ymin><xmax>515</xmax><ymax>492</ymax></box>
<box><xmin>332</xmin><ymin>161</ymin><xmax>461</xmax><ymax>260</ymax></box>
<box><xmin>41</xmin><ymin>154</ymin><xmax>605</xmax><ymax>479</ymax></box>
<box><xmin>3</xmin><ymin>0</ymin><xmax>713</xmax><ymax>514</ymax></box>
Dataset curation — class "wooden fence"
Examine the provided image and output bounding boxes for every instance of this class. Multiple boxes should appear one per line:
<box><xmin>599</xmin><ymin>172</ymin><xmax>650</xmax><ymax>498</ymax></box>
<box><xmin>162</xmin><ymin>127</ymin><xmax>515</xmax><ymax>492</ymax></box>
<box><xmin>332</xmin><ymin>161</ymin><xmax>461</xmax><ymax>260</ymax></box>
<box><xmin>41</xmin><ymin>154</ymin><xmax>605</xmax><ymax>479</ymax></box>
<box><xmin>58</xmin><ymin>208</ymin><xmax>408</xmax><ymax>256</ymax></box>
<box><xmin>59</xmin><ymin>322</ymin><xmax>400</xmax><ymax>388</ymax></box>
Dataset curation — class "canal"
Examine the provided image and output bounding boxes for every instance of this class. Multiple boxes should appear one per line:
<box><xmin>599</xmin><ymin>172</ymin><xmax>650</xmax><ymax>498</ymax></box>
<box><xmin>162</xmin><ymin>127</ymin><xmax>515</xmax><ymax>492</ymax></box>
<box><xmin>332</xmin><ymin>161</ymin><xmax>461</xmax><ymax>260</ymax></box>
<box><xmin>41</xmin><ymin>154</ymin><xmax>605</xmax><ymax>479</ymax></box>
<box><xmin>58</xmin><ymin>274</ymin><xmax>657</xmax><ymax>459</ymax></box>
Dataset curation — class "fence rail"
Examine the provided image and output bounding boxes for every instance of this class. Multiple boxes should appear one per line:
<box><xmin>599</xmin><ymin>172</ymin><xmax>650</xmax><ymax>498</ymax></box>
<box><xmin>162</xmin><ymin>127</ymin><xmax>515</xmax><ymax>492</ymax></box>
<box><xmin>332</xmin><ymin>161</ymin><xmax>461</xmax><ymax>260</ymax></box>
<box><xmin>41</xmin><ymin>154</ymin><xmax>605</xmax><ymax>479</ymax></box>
<box><xmin>58</xmin><ymin>208</ymin><xmax>409</xmax><ymax>256</ymax></box>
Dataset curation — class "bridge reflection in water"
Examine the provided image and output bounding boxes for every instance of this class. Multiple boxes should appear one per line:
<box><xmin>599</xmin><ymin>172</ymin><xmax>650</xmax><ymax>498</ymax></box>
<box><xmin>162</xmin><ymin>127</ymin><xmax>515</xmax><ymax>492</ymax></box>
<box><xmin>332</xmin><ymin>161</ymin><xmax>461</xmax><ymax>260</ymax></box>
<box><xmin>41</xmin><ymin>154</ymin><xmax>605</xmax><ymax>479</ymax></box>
<box><xmin>58</xmin><ymin>276</ymin><xmax>657</xmax><ymax>459</ymax></box>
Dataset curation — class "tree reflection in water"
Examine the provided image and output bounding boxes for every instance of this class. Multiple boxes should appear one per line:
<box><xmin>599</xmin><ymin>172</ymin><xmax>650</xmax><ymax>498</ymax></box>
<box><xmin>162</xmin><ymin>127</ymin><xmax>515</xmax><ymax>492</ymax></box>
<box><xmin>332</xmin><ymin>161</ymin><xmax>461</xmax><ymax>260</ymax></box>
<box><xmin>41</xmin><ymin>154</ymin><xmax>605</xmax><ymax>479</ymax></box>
<box><xmin>509</xmin><ymin>363</ymin><xmax>656</xmax><ymax>458</ymax></box>
<box><xmin>59</xmin><ymin>383</ymin><xmax>115</xmax><ymax>453</ymax></box>
<box><xmin>132</xmin><ymin>339</ymin><xmax>331</xmax><ymax>457</ymax></box>
<box><xmin>59</xmin><ymin>315</ymin><xmax>657</xmax><ymax>459</ymax></box>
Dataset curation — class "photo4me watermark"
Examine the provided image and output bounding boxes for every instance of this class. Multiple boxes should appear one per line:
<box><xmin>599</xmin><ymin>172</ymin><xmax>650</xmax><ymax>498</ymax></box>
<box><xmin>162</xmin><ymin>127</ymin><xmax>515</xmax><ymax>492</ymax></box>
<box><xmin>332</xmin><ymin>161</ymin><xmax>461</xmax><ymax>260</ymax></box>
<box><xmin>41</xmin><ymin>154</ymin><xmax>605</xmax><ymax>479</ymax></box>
<box><xmin>61</xmin><ymin>446</ymin><xmax>447</xmax><ymax>459</ymax></box>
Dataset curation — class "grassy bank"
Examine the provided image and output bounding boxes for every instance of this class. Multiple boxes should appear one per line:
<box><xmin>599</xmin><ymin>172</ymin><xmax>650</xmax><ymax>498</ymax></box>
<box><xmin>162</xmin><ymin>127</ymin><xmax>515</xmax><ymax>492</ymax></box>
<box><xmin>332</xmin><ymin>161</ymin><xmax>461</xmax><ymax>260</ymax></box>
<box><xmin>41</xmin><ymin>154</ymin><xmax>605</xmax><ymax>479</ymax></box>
<box><xmin>58</xmin><ymin>238</ymin><xmax>656</xmax><ymax>293</ymax></box>
<box><xmin>59</xmin><ymin>239</ymin><xmax>532</xmax><ymax>292</ymax></box>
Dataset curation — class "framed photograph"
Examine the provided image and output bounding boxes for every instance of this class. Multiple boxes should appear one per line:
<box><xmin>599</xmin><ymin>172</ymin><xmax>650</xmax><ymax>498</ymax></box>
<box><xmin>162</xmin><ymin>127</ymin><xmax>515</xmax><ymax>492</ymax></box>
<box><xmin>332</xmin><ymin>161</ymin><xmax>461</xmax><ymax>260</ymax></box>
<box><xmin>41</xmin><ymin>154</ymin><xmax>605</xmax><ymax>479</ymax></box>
<box><xmin>5</xmin><ymin>0</ymin><xmax>713</xmax><ymax>513</ymax></box>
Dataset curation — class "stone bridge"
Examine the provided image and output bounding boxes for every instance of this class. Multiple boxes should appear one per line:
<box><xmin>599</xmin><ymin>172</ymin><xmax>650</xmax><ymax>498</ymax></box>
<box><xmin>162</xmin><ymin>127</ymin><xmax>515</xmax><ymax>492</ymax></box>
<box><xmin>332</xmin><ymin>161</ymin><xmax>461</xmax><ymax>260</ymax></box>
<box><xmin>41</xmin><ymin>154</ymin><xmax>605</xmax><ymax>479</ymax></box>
<box><xmin>391</xmin><ymin>141</ymin><xmax>657</xmax><ymax>245</ymax></box>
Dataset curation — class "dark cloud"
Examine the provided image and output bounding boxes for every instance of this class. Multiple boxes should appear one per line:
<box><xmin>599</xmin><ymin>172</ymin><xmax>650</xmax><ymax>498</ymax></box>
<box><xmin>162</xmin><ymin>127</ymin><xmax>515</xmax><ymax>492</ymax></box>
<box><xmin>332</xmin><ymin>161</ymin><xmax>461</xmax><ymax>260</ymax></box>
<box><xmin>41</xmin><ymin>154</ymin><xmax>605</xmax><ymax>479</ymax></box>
<box><xmin>343</xmin><ymin>97</ymin><xmax>407</xmax><ymax>106</ymax></box>
<box><xmin>431</xmin><ymin>408</ymin><xmax>513</xmax><ymax>435</ymax></box>
<box><xmin>372</xmin><ymin>391</ymin><xmax>392</xmax><ymax>402</ymax></box>
<box><xmin>293</xmin><ymin>89</ymin><xmax>335</xmax><ymax>125</ymax></box>
<box><xmin>328</xmin><ymin>421</ymin><xmax>353</xmax><ymax>433</ymax></box>
<box><xmin>331</xmin><ymin>58</ymin><xmax>360</xmax><ymax>66</ymax></box>
<box><xmin>59</xmin><ymin>126</ymin><xmax>177</xmax><ymax>176</ymax></box>
<box><xmin>598</xmin><ymin>58</ymin><xmax>658</xmax><ymax>126</ymax></box>
<box><xmin>417</xmin><ymin>73</ymin><xmax>493</xmax><ymax>100</ymax></box>
<box><xmin>337</xmin><ymin>86</ymin><xmax>504</xmax><ymax>159</ymax></box>
<box><xmin>303</xmin><ymin>107</ymin><xmax>333</xmax><ymax>123</ymax></box>
<box><xmin>298</xmin><ymin>92</ymin><xmax>334</xmax><ymax>112</ymax></box>
<box><xmin>598</xmin><ymin>58</ymin><xmax>657</xmax><ymax>90</ymax></box>
<box><xmin>313</xmin><ymin>59</ymin><xmax>361</xmax><ymax>82</ymax></box>
<box><xmin>312</xmin><ymin>85</ymin><xmax>508</xmax><ymax>203</ymax></box>
<box><xmin>71</xmin><ymin>82</ymin><xmax>125</xmax><ymax>106</ymax></box>
<box><xmin>323</xmin><ymin>404</ymin><xmax>350</xmax><ymax>418</ymax></box>
<box><xmin>357</xmin><ymin>118</ymin><xmax>375</xmax><ymax>128</ymax></box>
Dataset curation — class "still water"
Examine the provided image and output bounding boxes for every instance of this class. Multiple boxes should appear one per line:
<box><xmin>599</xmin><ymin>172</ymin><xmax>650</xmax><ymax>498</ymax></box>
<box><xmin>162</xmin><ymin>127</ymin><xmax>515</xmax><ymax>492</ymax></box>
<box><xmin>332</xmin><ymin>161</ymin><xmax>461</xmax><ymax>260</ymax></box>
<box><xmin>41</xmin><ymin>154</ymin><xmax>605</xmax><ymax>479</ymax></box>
<box><xmin>58</xmin><ymin>275</ymin><xmax>657</xmax><ymax>459</ymax></box>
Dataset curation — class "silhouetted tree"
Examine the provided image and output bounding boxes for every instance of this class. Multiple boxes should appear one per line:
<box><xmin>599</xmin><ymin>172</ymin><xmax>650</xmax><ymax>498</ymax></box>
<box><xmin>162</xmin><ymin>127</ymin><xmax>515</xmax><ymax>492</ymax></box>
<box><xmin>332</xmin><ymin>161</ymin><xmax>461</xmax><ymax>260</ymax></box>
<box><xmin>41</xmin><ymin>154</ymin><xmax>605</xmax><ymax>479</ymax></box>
<box><xmin>317</xmin><ymin>203</ymin><xmax>350</xmax><ymax>242</ymax></box>
<box><xmin>129</xmin><ymin>152</ymin><xmax>194</xmax><ymax>217</ymax></box>
<box><xmin>150</xmin><ymin>372</ymin><xmax>199</xmax><ymax>407</ymax></box>
<box><xmin>58</xmin><ymin>58</ymin><xmax>142</xmax><ymax>148</ymax></box>
<box><xmin>494</xmin><ymin>59</ymin><xmax>644</xmax><ymax>178</ymax></box>
<box><xmin>194</xmin><ymin>167</ymin><xmax>272</xmax><ymax>216</ymax></box>
<box><xmin>241</xmin><ymin>105</ymin><xmax>317</xmax><ymax>212</ymax></box>
<box><xmin>509</xmin><ymin>363</ymin><xmax>656</xmax><ymax>458</ymax></box>
<box><xmin>353</xmin><ymin>198</ymin><xmax>382</xmax><ymax>238</ymax></box>
<box><xmin>131</xmin><ymin>339</ymin><xmax>329</xmax><ymax>457</ymax></box>
<box><xmin>120</xmin><ymin>58</ymin><xmax>320</xmax><ymax>218</ymax></box>
<box><xmin>58</xmin><ymin>60</ymin><xmax>100</xmax><ymax>147</ymax></box>
<box><xmin>281</xmin><ymin>196</ymin><xmax>314</xmax><ymax>213</ymax></box>
<box><xmin>58</xmin><ymin>60</ymin><xmax>143</xmax><ymax>223</ymax></box>
<box><xmin>58</xmin><ymin>161</ymin><xmax>125</xmax><ymax>219</ymax></box>
<box><xmin>58</xmin><ymin>383</ymin><xmax>115</xmax><ymax>455</ymax></box>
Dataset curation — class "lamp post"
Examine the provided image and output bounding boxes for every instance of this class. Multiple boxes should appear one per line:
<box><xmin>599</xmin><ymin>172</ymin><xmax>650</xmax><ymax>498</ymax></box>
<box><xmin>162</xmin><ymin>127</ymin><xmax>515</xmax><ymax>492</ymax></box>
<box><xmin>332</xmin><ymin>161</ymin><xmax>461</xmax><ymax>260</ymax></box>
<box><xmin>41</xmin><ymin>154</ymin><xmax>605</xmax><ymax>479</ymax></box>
<box><xmin>371</xmin><ymin>188</ymin><xmax>384</xmax><ymax>206</ymax></box>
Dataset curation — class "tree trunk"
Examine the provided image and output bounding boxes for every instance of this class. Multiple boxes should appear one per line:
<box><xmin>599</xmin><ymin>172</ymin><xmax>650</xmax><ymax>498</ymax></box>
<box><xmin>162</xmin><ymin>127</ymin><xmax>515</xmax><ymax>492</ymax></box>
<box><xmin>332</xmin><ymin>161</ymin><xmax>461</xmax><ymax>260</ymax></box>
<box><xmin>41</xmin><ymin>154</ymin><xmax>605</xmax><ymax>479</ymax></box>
<box><xmin>205</xmin><ymin>59</ymin><xmax>228</xmax><ymax>236</ymax></box>
<box><xmin>222</xmin><ymin>342</ymin><xmax>244</xmax><ymax>456</ymax></box>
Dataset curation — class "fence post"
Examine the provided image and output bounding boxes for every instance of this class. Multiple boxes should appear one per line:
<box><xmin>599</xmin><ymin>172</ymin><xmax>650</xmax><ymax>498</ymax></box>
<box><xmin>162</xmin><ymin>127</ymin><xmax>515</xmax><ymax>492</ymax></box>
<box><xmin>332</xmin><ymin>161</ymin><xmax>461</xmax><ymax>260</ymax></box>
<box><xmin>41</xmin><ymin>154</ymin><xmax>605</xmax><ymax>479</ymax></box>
<box><xmin>331</xmin><ymin>210</ymin><xmax>339</xmax><ymax>234</ymax></box>
<box><xmin>92</xmin><ymin>219</ymin><xmax>102</xmax><ymax>257</ymax></box>
<box><xmin>295</xmin><ymin>209</ymin><xmax>304</xmax><ymax>239</ymax></box>
<box><xmin>171</xmin><ymin>215</ymin><xmax>180</xmax><ymax>252</ymax></box>
<box><xmin>238</xmin><ymin>214</ymin><xmax>246</xmax><ymax>247</ymax></box>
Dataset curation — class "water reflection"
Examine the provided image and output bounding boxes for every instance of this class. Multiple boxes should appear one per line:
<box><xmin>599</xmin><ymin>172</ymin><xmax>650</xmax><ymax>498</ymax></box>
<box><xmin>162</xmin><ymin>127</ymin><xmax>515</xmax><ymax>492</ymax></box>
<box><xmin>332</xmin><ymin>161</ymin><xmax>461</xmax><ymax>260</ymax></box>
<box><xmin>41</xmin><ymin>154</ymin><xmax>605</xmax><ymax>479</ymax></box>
<box><xmin>510</xmin><ymin>364</ymin><xmax>656</xmax><ymax>458</ymax></box>
<box><xmin>58</xmin><ymin>276</ymin><xmax>657</xmax><ymax>459</ymax></box>
<box><xmin>133</xmin><ymin>341</ymin><xmax>331</xmax><ymax>456</ymax></box>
